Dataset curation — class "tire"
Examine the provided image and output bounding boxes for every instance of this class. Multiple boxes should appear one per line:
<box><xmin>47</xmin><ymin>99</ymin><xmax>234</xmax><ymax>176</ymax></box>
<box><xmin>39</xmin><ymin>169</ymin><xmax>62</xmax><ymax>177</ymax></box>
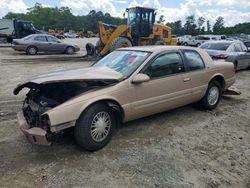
<box><xmin>65</xmin><ymin>46</ymin><xmax>75</xmax><ymax>55</ymax></box>
<box><xmin>86</xmin><ymin>43</ymin><xmax>95</xmax><ymax>56</ymax></box>
<box><xmin>233</xmin><ymin>61</ymin><xmax>238</xmax><ymax>71</ymax></box>
<box><xmin>74</xmin><ymin>103</ymin><xmax>116</xmax><ymax>151</ymax></box>
<box><xmin>184</xmin><ymin>42</ymin><xmax>188</xmax><ymax>46</ymax></box>
<box><xmin>200</xmin><ymin>81</ymin><xmax>222</xmax><ymax>110</ymax></box>
<box><xmin>154</xmin><ymin>40</ymin><xmax>165</xmax><ymax>45</ymax></box>
<box><xmin>247</xmin><ymin>63</ymin><xmax>250</xmax><ymax>70</ymax></box>
<box><xmin>110</xmin><ymin>37</ymin><xmax>132</xmax><ymax>52</ymax></box>
<box><xmin>26</xmin><ymin>46</ymin><xmax>37</xmax><ymax>55</ymax></box>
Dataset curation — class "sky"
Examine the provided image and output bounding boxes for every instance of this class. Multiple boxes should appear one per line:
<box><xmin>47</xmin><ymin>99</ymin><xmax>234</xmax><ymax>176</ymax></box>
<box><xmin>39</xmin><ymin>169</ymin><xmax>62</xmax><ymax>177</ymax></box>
<box><xmin>0</xmin><ymin>0</ymin><xmax>250</xmax><ymax>27</ymax></box>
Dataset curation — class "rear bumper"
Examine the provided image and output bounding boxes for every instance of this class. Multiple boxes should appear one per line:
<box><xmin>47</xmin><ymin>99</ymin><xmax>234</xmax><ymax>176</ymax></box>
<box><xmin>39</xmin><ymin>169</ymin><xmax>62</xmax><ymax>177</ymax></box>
<box><xmin>17</xmin><ymin>111</ymin><xmax>51</xmax><ymax>146</ymax></box>
<box><xmin>12</xmin><ymin>45</ymin><xmax>26</xmax><ymax>51</ymax></box>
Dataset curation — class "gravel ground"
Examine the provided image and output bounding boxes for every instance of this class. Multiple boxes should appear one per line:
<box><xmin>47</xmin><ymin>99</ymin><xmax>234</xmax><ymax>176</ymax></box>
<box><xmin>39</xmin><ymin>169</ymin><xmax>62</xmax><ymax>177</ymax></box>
<box><xmin>0</xmin><ymin>40</ymin><xmax>249</xmax><ymax>188</ymax></box>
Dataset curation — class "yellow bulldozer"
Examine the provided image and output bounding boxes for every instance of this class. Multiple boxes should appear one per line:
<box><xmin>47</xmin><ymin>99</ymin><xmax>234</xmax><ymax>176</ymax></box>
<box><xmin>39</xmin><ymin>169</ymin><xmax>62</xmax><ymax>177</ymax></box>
<box><xmin>86</xmin><ymin>7</ymin><xmax>176</xmax><ymax>56</ymax></box>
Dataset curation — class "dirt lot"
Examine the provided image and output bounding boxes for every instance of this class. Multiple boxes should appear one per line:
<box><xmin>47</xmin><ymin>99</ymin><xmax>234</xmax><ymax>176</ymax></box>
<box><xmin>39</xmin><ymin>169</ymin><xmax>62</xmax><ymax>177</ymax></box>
<box><xmin>0</xmin><ymin>40</ymin><xmax>249</xmax><ymax>188</ymax></box>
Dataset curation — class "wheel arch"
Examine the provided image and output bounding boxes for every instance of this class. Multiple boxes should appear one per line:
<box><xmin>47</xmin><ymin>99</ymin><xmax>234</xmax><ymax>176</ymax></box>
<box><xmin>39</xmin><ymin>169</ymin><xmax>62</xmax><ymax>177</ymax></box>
<box><xmin>209</xmin><ymin>74</ymin><xmax>225</xmax><ymax>90</ymax></box>
<box><xmin>65</xmin><ymin>45</ymin><xmax>75</xmax><ymax>52</ymax></box>
<box><xmin>79</xmin><ymin>98</ymin><xmax>125</xmax><ymax>127</ymax></box>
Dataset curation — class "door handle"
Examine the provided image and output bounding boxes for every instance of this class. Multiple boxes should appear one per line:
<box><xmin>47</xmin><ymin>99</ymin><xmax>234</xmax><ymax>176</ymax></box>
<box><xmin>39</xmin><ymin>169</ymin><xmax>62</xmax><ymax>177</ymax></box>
<box><xmin>183</xmin><ymin>78</ymin><xmax>191</xmax><ymax>82</ymax></box>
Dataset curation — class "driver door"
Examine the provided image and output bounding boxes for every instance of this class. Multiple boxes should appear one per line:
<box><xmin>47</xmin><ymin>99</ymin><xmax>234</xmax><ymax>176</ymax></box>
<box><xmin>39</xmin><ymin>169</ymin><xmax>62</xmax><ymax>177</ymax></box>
<box><xmin>129</xmin><ymin>51</ymin><xmax>193</xmax><ymax>119</ymax></box>
<box><xmin>46</xmin><ymin>36</ymin><xmax>62</xmax><ymax>52</ymax></box>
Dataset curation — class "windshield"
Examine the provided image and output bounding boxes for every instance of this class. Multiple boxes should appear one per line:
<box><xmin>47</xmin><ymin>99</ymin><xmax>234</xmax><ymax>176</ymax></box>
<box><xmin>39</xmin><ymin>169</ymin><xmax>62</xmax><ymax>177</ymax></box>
<box><xmin>21</xmin><ymin>22</ymin><xmax>35</xmax><ymax>30</ymax></box>
<box><xmin>200</xmin><ymin>42</ymin><xmax>231</xmax><ymax>51</ymax></box>
<box><xmin>127</xmin><ymin>8</ymin><xmax>138</xmax><ymax>25</ymax></box>
<box><xmin>93</xmin><ymin>50</ymin><xmax>150</xmax><ymax>78</ymax></box>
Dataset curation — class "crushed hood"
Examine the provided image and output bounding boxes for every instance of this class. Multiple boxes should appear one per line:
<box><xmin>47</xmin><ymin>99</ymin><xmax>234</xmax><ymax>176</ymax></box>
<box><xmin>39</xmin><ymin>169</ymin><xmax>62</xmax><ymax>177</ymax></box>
<box><xmin>14</xmin><ymin>66</ymin><xmax>123</xmax><ymax>95</ymax></box>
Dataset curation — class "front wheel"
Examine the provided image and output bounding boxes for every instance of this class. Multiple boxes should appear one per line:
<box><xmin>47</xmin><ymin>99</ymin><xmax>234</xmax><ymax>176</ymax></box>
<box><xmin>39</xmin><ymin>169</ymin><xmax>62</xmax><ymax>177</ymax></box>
<box><xmin>65</xmin><ymin>46</ymin><xmax>75</xmax><ymax>55</ymax></box>
<box><xmin>110</xmin><ymin>37</ymin><xmax>132</xmax><ymax>52</ymax></box>
<box><xmin>74</xmin><ymin>103</ymin><xmax>116</xmax><ymax>151</ymax></box>
<box><xmin>26</xmin><ymin>46</ymin><xmax>37</xmax><ymax>55</ymax></box>
<box><xmin>200</xmin><ymin>81</ymin><xmax>222</xmax><ymax>110</ymax></box>
<box><xmin>154</xmin><ymin>40</ymin><xmax>165</xmax><ymax>45</ymax></box>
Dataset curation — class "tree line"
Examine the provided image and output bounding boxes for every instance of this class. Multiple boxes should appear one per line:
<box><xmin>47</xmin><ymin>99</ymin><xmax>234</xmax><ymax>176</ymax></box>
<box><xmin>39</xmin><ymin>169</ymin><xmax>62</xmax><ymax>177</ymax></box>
<box><xmin>3</xmin><ymin>3</ymin><xmax>126</xmax><ymax>33</ymax></box>
<box><xmin>3</xmin><ymin>3</ymin><xmax>250</xmax><ymax>35</ymax></box>
<box><xmin>163</xmin><ymin>15</ymin><xmax>250</xmax><ymax>35</ymax></box>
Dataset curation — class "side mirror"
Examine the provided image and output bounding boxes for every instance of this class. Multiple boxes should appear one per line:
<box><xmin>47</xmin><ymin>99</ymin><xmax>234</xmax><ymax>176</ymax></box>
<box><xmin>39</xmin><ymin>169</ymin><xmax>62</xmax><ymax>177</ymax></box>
<box><xmin>132</xmin><ymin>73</ymin><xmax>150</xmax><ymax>84</ymax></box>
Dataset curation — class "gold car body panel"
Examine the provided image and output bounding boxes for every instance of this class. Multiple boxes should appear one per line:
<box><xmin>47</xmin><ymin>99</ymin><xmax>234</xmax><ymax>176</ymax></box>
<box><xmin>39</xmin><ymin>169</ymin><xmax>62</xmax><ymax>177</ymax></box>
<box><xmin>18</xmin><ymin>46</ymin><xmax>235</xmax><ymax>132</ymax></box>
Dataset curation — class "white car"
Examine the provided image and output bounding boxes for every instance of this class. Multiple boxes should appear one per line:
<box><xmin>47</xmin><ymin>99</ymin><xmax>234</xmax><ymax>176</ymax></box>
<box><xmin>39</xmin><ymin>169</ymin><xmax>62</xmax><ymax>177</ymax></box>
<box><xmin>184</xmin><ymin>36</ymin><xmax>211</xmax><ymax>47</ymax></box>
<box><xmin>64</xmin><ymin>32</ymin><xmax>79</xmax><ymax>38</ymax></box>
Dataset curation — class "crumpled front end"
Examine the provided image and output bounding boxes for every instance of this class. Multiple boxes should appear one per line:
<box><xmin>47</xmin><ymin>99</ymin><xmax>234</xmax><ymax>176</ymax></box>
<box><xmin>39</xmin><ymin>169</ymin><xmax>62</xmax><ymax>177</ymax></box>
<box><xmin>17</xmin><ymin>111</ymin><xmax>51</xmax><ymax>145</ymax></box>
<box><xmin>15</xmin><ymin>78</ymin><xmax>119</xmax><ymax>146</ymax></box>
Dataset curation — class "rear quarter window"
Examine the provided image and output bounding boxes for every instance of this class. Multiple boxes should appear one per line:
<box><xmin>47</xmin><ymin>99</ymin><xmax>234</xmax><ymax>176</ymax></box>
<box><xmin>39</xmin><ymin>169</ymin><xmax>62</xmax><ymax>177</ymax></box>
<box><xmin>183</xmin><ymin>50</ymin><xmax>205</xmax><ymax>71</ymax></box>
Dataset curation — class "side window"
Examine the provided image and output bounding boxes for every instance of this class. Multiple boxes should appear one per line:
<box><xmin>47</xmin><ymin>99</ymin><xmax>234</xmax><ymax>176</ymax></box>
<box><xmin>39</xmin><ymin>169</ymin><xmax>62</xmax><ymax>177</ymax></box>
<box><xmin>34</xmin><ymin>36</ymin><xmax>47</xmax><ymax>42</ymax></box>
<box><xmin>183</xmin><ymin>50</ymin><xmax>205</xmax><ymax>71</ymax></box>
<box><xmin>47</xmin><ymin>36</ymin><xmax>58</xmax><ymax>43</ymax></box>
<box><xmin>144</xmin><ymin>52</ymin><xmax>184</xmax><ymax>78</ymax></box>
<box><xmin>234</xmin><ymin>43</ymin><xmax>242</xmax><ymax>52</ymax></box>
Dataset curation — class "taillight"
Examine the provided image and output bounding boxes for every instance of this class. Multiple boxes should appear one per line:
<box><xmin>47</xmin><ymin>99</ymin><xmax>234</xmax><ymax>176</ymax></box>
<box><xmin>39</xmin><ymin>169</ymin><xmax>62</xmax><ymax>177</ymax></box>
<box><xmin>213</xmin><ymin>54</ymin><xmax>229</xmax><ymax>60</ymax></box>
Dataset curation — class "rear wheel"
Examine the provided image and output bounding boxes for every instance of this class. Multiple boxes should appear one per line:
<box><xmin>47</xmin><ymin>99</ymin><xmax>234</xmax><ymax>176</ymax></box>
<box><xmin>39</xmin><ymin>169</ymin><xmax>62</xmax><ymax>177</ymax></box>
<box><xmin>26</xmin><ymin>46</ymin><xmax>37</xmax><ymax>55</ymax></box>
<box><xmin>233</xmin><ymin>61</ymin><xmax>238</xmax><ymax>71</ymax></box>
<box><xmin>65</xmin><ymin>46</ymin><xmax>75</xmax><ymax>55</ymax></box>
<box><xmin>110</xmin><ymin>37</ymin><xmax>132</xmax><ymax>52</ymax></box>
<box><xmin>200</xmin><ymin>81</ymin><xmax>222</xmax><ymax>110</ymax></box>
<box><xmin>74</xmin><ymin>103</ymin><xmax>116</xmax><ymax>151</ymax></box>
<box><xmin>154</xmin><ymin>40</ymin><xmax>165</xmax><ymax>45</ymax></box>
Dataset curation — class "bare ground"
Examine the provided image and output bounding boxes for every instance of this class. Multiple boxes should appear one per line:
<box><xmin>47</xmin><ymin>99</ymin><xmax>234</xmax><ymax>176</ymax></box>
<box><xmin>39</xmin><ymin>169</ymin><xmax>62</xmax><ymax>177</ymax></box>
<box><xmin>0</xmin><ymin>42</ymin><xmax>249</xmax><ymax>188</ymax></box>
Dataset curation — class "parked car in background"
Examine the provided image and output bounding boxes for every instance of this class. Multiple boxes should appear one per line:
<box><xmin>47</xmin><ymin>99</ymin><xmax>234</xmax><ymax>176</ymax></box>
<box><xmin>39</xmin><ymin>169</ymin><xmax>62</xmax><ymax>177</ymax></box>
<box><xmin>184</xmin><ymin>35</ymin><xmax>211</xmax><ymax>46</ymax></box>
<box><xmin>14</xmin><ymin>46</ymin><xmax>237</xmax><ymax>151</ymax></box>
<box><xmin>200</xmin><ymin>40</ymin><xmax>250</xmax><ymax>70</ymax></box>
<box><xmin>64</xmin><ymin>32</ymin><xmax>79</xmax><ymax>38</ymax></box>
<box><xmin>244</xmin><ymin>41</ymin><xmax>250</xmax><ymax>51</ymax></box>
<box><xmin>12</xmin><ymin>34</ymin><xmax>80</xmax><ymax>55</ymax></box>
<box><xmin>177</xmin><ymin>35</ymin><xmax>192</xmax><ymax>45</ymax></box>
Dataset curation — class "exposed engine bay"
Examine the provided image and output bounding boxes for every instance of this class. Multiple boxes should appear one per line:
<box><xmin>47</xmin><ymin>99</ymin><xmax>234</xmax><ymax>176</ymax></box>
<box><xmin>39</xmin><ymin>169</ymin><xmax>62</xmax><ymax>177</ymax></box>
<box><xmin>16</xmin><ymin>80</ymin><xmax>118</xmax><ymax>130</ymax></box>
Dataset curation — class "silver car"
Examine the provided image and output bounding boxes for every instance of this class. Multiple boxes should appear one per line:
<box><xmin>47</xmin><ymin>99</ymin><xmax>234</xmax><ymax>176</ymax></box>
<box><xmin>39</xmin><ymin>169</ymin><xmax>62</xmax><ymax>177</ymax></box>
<box><xmin>200</xmin><ymin>40</ymin><xmax>250</xmax><ymax>70</ymax></box>
<box><xmin>12</xmin><ymin>34</ymin><xmax>80</xmax><ymax>55</ymax></box>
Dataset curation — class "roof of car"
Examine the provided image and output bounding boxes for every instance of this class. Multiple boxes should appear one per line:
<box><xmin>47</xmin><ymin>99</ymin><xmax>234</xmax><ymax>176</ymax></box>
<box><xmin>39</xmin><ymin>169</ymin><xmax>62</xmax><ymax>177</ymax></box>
<box><xmin>203</xmin><ymin>40</ymin><xmax>242</xmax><ymax>44</ymax></box>
<box><xmin>29</xmin><ymin>33</ymin><xmax>55</xmax><ymax>37</ymax></box>
<box><xmin>118</xmin><ymin>45</ymin><xmax>200</xmax><ymax>53</ymax></box>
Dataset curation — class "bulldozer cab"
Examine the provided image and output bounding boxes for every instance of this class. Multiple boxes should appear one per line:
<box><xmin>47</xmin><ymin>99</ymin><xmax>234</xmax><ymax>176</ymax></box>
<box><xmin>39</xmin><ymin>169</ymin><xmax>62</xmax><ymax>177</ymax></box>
<box><xmin>126</xmin><ymin>7</ymin><xmax>155</xmax><ymax>38</ymax></box>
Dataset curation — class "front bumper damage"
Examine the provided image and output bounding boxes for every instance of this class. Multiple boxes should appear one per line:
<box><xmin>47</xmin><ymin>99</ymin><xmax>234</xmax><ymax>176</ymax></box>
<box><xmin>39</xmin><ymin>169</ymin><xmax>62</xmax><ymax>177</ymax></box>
<box><xmin>17</xmin><ymin>111</ymin><xmax>51</xmax><ymax>146</ymax></box>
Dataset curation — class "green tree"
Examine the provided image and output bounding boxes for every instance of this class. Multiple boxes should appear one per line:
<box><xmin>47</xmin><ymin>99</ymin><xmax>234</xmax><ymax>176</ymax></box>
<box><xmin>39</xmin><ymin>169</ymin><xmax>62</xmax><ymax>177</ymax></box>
<box><xmin>158</xmin><ymin>15</ymin><xmax>165</xmax><ymax>24</ymax></box>
<box><xmin>184</xmin><ymin>15</ymin><xmax>197</xmax><ymax>35</ymax></box>
<box><xmin>166</xmin><ymin>20</ymin><xmax>184</xmax><ymax>35</ymax></box>
<box><xmin>206</xmin><ymin>20</ymin><xmax>212</xmax><ymax>34</ymax></box>
<box><xmin>197</xmin><ymin>17</ymin><xmax>205</xmax><ymax>33</ymax></box>
<box><xmin>213</xmin><ymin>16</ymin><xmax>224</xmax><ymax>34</ymax></box>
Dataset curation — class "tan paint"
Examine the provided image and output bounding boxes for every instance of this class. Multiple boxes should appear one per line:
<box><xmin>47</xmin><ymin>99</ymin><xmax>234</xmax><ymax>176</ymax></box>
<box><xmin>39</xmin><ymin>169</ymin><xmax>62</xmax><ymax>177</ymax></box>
<box><xmin>16</xmin><ymin>46</ymin><xmax>236</xmax><ymax>138</ymax></box>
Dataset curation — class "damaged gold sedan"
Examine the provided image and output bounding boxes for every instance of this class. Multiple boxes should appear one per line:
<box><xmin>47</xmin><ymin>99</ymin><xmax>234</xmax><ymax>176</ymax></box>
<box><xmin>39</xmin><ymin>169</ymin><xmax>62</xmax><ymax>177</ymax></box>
<box><xmin>14</xmin><ymin>46</ymin><xmax>239</xmax><ymax>151</ymax></box>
